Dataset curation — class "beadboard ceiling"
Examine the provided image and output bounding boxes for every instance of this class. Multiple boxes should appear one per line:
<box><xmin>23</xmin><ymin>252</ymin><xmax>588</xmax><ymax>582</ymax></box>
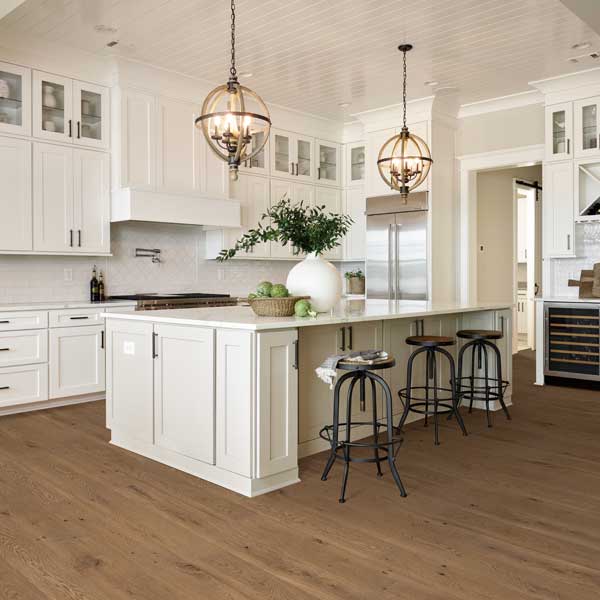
<box><xmin>1</xmin><ymin>0</ymin><xmax>600</xmax><ymax>120</ymax></box>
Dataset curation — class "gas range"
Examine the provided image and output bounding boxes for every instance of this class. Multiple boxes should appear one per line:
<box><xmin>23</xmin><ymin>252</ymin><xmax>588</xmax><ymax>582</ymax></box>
<box><xmin>108</xmin><ymin>293</ymin><xmax>238</xmax><ymax>311</ymax></box>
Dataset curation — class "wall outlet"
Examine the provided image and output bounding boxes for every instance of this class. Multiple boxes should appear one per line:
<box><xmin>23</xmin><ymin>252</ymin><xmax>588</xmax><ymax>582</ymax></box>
<box><xmin>63</xmin><ymin>268</ymin><xmax>73</xmax><ymax>281</ymax></box>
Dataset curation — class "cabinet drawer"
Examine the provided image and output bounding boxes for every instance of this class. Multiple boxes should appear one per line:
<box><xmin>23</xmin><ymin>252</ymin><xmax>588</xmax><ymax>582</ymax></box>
<box><xmin>0</xmin><ymin>311</ymin><xmax>48</xmax><ymax>332</ymax></box>
<box><xmin>0</xmin><ymin>329</ymin><xmax>48</xmax><ymax>367</ymax></box>
<box><xmin>0</xmin><ymin>363</ymin><xmax>49</xmax><ymax>408</ymax></box>
<box><xmin>49</xmin><ymin>308</ymin><xmax>105</xmax><ymax>328</ymax></box>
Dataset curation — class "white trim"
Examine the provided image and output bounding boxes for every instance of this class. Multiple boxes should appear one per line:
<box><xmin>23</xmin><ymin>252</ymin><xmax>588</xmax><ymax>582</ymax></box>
<box><xmin>458</xmin><ymin>90</ymin><xmax>544</xmax><ymax>119</ymax></box>
<box><xmin>458</xmin><ymin>144</ymin><xmax>545</xmax><ymax>304</ymax></box>
<box><xmin>0</xmin><ymin>392</ymin><xmax>104</xmax><ymax>417</ymax></box>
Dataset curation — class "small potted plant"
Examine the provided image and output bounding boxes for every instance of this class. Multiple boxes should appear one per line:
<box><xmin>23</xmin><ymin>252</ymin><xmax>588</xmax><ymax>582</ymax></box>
<box><xmin>218</xmin><ymin>196</ymin><xmax>352</xmax><ymax>312</ymax></box>
<box><xmin>345</xmin><ymin>269</ymin><xmax>365</xmax><ymax>295</ymax></box>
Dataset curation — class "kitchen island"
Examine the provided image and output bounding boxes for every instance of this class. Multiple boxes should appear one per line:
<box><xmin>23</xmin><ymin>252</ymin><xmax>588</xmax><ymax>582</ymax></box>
<box><xmin>104</xmin><ymin>300</ymin><xmax>512</xmax><ymax>497</ymax></box>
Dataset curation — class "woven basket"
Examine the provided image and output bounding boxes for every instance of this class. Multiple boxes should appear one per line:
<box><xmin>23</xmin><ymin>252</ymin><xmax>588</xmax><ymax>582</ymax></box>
<box><xmin>247</xmin><ymin>296</ymin><xmax>310</xmax><ymax>317</ymax></box>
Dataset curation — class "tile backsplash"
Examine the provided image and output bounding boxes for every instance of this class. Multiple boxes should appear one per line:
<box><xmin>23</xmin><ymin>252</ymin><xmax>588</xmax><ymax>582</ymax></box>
<box><xmin>0</xmin><ymin>222</ymin><xmax>358</xmax><ymax>303</ymax></box>
<box><xmin>550</xmin><ymin>222</ymin><xmax>600</xmax><ymax>297</ymax></box>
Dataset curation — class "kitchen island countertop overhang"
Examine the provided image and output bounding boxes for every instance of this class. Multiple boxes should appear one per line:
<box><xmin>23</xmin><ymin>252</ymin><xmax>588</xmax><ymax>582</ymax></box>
<box><xmin>104</xmin><ymin>300</ymin><xmax>513</xmax><ymax>497</ymax></box>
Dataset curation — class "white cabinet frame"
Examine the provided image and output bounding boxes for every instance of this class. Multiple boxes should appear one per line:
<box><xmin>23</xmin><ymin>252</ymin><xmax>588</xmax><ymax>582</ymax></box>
<box><xmin>0</xmin><ymin>61</ymin><xmax>31</xmax><ymax>137</ymax></box>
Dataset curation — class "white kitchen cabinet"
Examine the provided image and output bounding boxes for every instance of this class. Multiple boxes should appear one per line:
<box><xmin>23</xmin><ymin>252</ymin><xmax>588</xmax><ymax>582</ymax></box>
<box><xmin>545</xmin><ymin>103</ymin><xmax>573</xmax><ymax>162</ymax></box>
<box><xmin>316</xmin><ymin>186</ymin><xmax>343</xmax><ymax>260</ymax></box>
<box><xmin>120</xmin><ymin>89</ymin><xmax>156</xmax><ymax>190</ymax></box>
<box><xmin>33</xmin><ymin>142</ymin><xmax>73</xmax><ymax>252</ymax></box>
<box><xmin>157</xmin><ymin>97</ymin><xmax>201</xmax><ymax>195</ymax></box>
<box><xmin>343</xmin><ymin>186</ymin><xmax>366</xmax><ymax>261</ymax></box>
<box><xmin>256</xmin><ymin>330</ymin><xmax>298</xmax><ymax>477</ymax></box>
<box><xmin>517</xmin><ymin>291</ymin><xmax>528</xmax><ymax>334</ymax></box>
<box><xmin>270</xmin><ymin>129</ymin><xmax>314</xmax><ymax>182</ymax></box>
<box><xmin>316</xmin><ymin>139</ymin><xmax>341</xmax><ymax>186</ymax></box>
<box><xmin>543</xmin><ymin>160</ymin><xmax>575</xmax><ymax>257</ymax></box>
<box><xmin>106</xmin><ymin>319</ymin><xmax>154</xmax><ymax>438</ymax></box>
<box><xmin>234</xmin><ymin>174</ymin><xmax>271</xmax><ymax>257</ymax></box>
<box><xmin>33</xmin><ymin>71</ymin><xmax>109</xmax><ymax>149</ymax></box>
<box><xmin>574</xmin><ymin>97</ymin><xmax>600</xmax><ymax>159</ymax></box>
<box><xmin>240</xmin><ymin>130</ymin><xmax>270</xmax><ymax>176</ymax></box>
<box><xmin>517</xmin><ymin>197</ymin><xmax>528</xmax><ymax>263</ymax></box>
<box><xmin>0</xmin><ymin>311</ymin><xmax>48</xmax><ymax>332</ymax></box>
<box><xmin>0</xmin><ymin>61</ymin><xmax>31</xmax><ymax>137</ymax></box>
<box><xmin>0</xmin><ymin>329</ymin><xmax>47</xmax><ymax>368</ymax></box>
<box><xmin>33</xmin><ymin>143</ymin><xmax>110</xmax><ymax>254</ymax></box>
<box><xmin>49</xmin><ymin>325</ymin><xmax>105</xmax><ymax>399</ymax></box>
<box><xmin>154</xmin><ymin>324</ymin><xmax>215</xmax><ymax>464</ymax></box>
<box><xmin>0</xmin><ymin>136</ymin><xmax>32</xmax><ymax>251</ymax></box>
<box><xmin>0</xmin><ymin>364</ymin><xmax>48</xmax><ymax>408</ymax></box>
<box><xmin>346</xmin><ymin>142</ymin><xmax>365</xmax><ymax>187</ymax></box>
<box><xmin>366</xmin><ymin>126</ymin><xmax>396</xmax><ymax>197</ymax></box>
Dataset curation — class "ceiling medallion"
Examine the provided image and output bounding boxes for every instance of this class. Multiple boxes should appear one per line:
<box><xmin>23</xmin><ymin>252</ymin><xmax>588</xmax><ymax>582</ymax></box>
<box><xmin>377</xmin><ymin>44</ymin><xmax>433</xmax><ymax>200</ymax></box>
<box><xmin>195</xmin><ymin>0</ymin><xmax>271</xmax><ymax>181</ymax></box>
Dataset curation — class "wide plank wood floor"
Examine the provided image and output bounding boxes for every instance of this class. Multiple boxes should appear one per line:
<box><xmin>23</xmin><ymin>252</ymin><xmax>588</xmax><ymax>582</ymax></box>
<box><xmin>1</xmin><ymin>350</ymin><xmax>599</xmax><ymax>599</ymax></box>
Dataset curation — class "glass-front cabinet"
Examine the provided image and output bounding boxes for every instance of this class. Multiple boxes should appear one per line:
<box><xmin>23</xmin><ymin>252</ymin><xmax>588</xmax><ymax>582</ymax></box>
<box><xmin>346</xmin><ymin>142</ymin><xmax>365</xmax><ymax>186</ymax></box>
<box><xmin>271</xmin><ymin>130</ymin><xmax>292</xmax><ymax>177</ymax></box>
<box><xmin>270</xmin><ymin>128</ymin><xmax>314</xmax><ymax>181</ymax></box>
<box><xmin>0</xmin><ymin>62</ymin><xmax>31</xmax><ymax>136</ymax></box>
<box><xmin>295</xmin><ymin>135</ymin><xmax>314</xmax><ymax>182</ymax></box>
<box><xmin>545</xmin><ymin>102</ymin><xmax>572</xmax><ymax>162</ymax></box>
<box><xmin>574</xmin><ymin>97</ymin><xmax>600</xmax><ymax>159</ymax></box>
<box><xmin>240</xmin><ymin>129</ymin><xmax>269</xmax><ymax>176</ymax></box>
<box><xmin>316</xmin><ymin>139</ymin><xmax>340</xmax><ymax>186</ymax></box>
<box><xmin>33</xmin><ymin>70</ymin><xmax>109</xmax><ymax>149</ymax></box>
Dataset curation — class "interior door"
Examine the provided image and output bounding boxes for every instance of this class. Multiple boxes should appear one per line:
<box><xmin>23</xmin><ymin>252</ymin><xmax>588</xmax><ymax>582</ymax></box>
<box><xmin>366</xmin><ymin>212</ymin><xmax>395</xmax><ymax>299</ymax></box>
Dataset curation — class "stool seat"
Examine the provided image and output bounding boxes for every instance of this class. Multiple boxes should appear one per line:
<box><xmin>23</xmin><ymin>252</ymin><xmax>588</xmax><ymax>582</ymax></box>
<box><xmin>457</xmin><ymin>329</ymin><xmax>503</xmax><ymax>340</ymax></box>
<box><xmin>337</xmin><ymin>356</ymin><xmax>396</xmax><ymax>371</ymax></box>
<box><xmin>406</xmin><ymin>335</ymin><xmax>454</xmax><ymax>347</ymax></box>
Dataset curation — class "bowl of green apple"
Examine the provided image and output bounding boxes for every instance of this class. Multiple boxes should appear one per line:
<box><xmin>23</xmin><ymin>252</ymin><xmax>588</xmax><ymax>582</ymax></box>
<box><xmin>246</xmin><ymin>281</ymin><xmax>315</xmax><ymax>317</ymax></box>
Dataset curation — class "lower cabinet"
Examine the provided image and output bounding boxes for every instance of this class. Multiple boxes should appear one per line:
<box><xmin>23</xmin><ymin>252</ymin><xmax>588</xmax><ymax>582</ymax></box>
<box><xmin>0</xmin><ymin>363</ymin><xmax>48</xmax><ymax>408</ymax></box>
<box><xmin>49</xmin><ymin>325</ymin><xmax>105</xmax><ymax>399</ymax></box>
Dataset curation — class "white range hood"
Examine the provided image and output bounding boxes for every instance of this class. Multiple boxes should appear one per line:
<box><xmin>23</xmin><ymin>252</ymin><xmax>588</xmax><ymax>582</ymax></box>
<box><xmin>111</xmin><ymin>188</ymin><xmax>241</xmax><ymax>228</ymax></box>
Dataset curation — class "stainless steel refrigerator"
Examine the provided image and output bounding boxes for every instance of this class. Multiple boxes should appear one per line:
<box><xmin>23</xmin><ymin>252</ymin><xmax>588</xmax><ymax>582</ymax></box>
<box><xmin>366</xmin><ymin>192</ymin><xmax>428</xmax><ymax>300</ymax></box>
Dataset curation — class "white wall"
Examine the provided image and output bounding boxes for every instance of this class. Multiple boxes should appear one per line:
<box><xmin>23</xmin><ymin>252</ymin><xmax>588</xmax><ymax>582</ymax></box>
<box><xmin>476</xmin><ymin>165</ymin><xmax>542</xmax><ymax>303</ymax></box>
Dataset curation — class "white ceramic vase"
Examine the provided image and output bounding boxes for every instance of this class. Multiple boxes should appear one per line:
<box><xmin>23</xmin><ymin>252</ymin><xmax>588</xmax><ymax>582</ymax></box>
<box><xmin>286</xmin><ymin>252</ymin><xmax>342</xmax><ymax>313</ymax></box>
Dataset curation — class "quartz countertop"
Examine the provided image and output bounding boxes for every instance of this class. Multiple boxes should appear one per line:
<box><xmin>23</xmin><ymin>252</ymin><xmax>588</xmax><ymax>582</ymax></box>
<box><xmin>0</xmin><ymin>300</ymin><xmax>138</xmax><ymax>312</ymax></box>
<box><xmin>103</xmin><ymin>299</ymin><xmax>511</xmax><ymax>331</ymax></box>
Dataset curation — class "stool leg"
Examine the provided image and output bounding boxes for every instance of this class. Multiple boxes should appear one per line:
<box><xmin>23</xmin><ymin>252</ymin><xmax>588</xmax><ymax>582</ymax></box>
<box><xmin>438</xmin><ymin>347</ymin><xmax>467</xmax><ymax>437</ymax></box>
<box><xmin>483</xmin><ymin>343</ymin><xmax>492</xmax><ymax>427</ymax></box>
<box><xmin>432</xmin><ymin>350</ymin><xmax>440</xmax><ymax>446</ymax></box>
<box><xmin>397</xmin><ymin>347</ymin><xmax>423</xmax><ymax>433</ymax></box>
<box><xmin>486</xmin><ymin>340</ymin><xmax>512</xmax><ymax>421</ymax></box>
<box><xmin>469</xmin><ymin>343</ymin><xmax>476</xmax><ymax>413</ymax></box>
<box><xmin>370</xmin><ymin>376</ymin><xmax>383</xmax><ymax>478</ymax></box>
<box><xmin>370</xmin><ymin>372</ymin><xmax>407</xmax><ymax>497</ymax></box>
<box><xmin>321</xmin><ymin>372</ymin><xmax>353</xmax><ymax>481</ymax></box>
<box><xmin>339</xmin><ymin>374</ymin><xmax>357</xmax><ymax>503</ymax></box>
<box><xmin>424</xmin><ymin>350</ymin><xmax>432</xmax><ymax>427</ymax></box>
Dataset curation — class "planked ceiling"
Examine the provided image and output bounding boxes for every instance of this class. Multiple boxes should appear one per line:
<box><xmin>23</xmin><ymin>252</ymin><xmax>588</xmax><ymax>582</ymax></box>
<box><xmin>1</xmin><ymin>0</ymin><xmax>600</xmax><ymax>120</ymax></box>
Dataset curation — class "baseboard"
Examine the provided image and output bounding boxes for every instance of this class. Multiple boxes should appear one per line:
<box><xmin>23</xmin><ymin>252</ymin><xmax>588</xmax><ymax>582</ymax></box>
<box><xmin>0</xmin><ymin>393</ymin><xmax>104</xmax><ymax>417</ymax></box>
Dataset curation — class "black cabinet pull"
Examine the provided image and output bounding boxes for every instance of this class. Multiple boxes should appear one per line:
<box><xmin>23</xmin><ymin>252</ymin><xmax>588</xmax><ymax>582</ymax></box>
<box><xmin>0</xmin><ymin>386</ymin><xmax>9</xmax><ymax>391</ymax></box>
<box><xmin>347</xmin><ymin>326</ymin><xmax>353</xmax><ymax>350</ymax></box>
<box><xmin>68</xmin><ymin>119</ymin><xmax>72</xmax><ymax>137</ymax></box>
<box><xmin>317</xmin><ymin>166</ymin><xmax>321</xmax><ymax>180</ymax></box>
<box><xmin>101</xmin><ymin>330</ymin><xmax>105</xmax><ymax>349</ymax></box>
<box><xmin>78</xmin><ymin>230</ymin><xmax>82</xmax><ymax>247</ymax></box>
<box><xmin>77</xmin><ymin>121</ymin><xmax>81</xmax><ymax>139</ymax></box>
<box><xmin>292</xmin><ymin>339</ymin><xmax>298</xmax><ymax>370</ymax></box>
<box><xmin>69</xmin><ymin>229</ymin><xmax>73</xmax><ymax>247</ymax></box>
<box><xmin>339</xmin><ymin>327</ymin><xmax>346</xmax><ymax>351</ymax></box>
<box><xmin>152</xmin><ymin>332</ymin><xmax>158</xmax><ymax>358</ymax></box>
<box><xmin>0</xmin><ymin>321</ymin><xmax>9</xmax><ymax>324</ymax></box>
<box><xmin>0</xmin><ymin>348</ymin><xmax>10</xmax><ymax>352</ymax></box>
<box><xmin>70</xmin><ymin>316</ymin><xmax>89</xmax><ymax>320</ymax></box>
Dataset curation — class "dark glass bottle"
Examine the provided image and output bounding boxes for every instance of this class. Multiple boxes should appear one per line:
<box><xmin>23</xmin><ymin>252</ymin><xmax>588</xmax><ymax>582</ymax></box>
<box><xmin>98</xmin><ymin>271</ymin><xmax>105</xmax><ymax>302</ymax></box>
<box><xmin>90</xmin><ymin>265</ymin><xmax>99</xmax><ymax>302</ymax></box>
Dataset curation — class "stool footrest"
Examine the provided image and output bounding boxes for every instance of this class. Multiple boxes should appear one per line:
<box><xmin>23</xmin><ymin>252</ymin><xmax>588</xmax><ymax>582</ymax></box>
<box><xmin>319</xmin><ymin>422</ymin><xmax>403</xmax><ymax>458</ymax></box>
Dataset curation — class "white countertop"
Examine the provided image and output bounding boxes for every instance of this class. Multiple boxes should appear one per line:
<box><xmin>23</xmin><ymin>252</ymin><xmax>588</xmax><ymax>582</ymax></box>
<box><xmin>536</xmin><ymin>297</ymin><xmax>600</xmax><ymax>303</ymax></box>
<box><xmin>0</xmin><ymin>300</ymin><xmax>137</xmax><ymax>312</ymax></box>
<box><xmin>103</xmin><ymin>299</ymin><xmax>511</xmax><ymax>331</ymax></box>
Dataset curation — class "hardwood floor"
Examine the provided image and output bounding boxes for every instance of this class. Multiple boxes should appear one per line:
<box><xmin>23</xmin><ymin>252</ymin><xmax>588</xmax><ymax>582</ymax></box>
<box><xmin>1</xmin><ymin>350</ymin><xmax>599</xmax><ymax>599</ymax></box>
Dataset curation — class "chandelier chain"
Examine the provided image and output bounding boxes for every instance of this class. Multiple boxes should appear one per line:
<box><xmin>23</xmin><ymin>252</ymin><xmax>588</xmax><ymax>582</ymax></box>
<box><xmin>230</xmin><ymin>0</ymin><xmax>237</xmax><ymax>79</ymax></box>
<box><xmin>402</xmin><ymin>47</ymin><xmax>407</xmax><ymax>128</ymax></box>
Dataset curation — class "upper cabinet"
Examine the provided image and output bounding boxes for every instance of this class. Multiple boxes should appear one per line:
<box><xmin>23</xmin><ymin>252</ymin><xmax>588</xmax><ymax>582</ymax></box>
<box><xmin>346</xmin><ymin>142</ymin><xmax>365</xmax><ymax>186</ymax></box>
<box><xmin>545</xmin><ymin>103</ymin><xmax>572</xmax><ymax>162</ymax></box>
<box><xmin>0</xmin><ymin>62</ymin><xmax>31</xmax><ymax>137</ymax></box>
<box><xmin>316</xmin><ymin>139</ymin><xmax>341</xmax><ymax>186</ymax></box>
<box><xmin>574</xmin><ymin>97</ymin><xmax>600</xmax><ymax>159</ymax></box>
<box><xmin>33</xmin><ymin>70</ymin><xmax>109</xmax><ymax>150</ymax></box>
<box><xmin>240</xmin><ymin>130</ymin><xmax>269</xmax><ymax>176</ymax></box>
<box><xmin>271</xmin><ymin>129</ymin><xmax>314</xmax><ymax>181</ymax></box>
<box><xmin>543</xmin><ymin>160</ymin><xmax>574</xmax><ymax>257</ymax></box>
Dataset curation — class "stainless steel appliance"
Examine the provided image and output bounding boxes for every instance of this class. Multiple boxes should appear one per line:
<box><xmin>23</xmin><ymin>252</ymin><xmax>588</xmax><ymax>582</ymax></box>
<box><xmin>107</xmin><ymin>293</ymin><xmax>237</xmax><ymax>311</ymax></box>
<box><xmin>366</xmin><ymin>192</ymin><xmax>428</xmax><ymax>300</ymax></box>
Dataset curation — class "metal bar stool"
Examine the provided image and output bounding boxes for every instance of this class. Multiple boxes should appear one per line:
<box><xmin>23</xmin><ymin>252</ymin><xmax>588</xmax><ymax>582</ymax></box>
<box><xmin>456</xmin><ymin>330</ymin><xmax>511</xmax><ymax>427</ymax></box>
<box><xmin>397</xmin><ymin>336</ymin><xmax>468</xmax><ymax>446</ymax></box>
<box><xmin>319</xmin><ymin>356</ymin><xmax>406</xmax><ymax>503</ymax></box>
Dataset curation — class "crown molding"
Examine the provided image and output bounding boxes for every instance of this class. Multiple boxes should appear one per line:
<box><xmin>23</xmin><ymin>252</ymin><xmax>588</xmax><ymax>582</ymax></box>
<box><xmin>351</xmin><ymin>96</ymin><xmax>435</xmax><ymax>131</ymax></box>
<box><xmin>529</xmin><ymin>66</ymin><xmax>600</xmax><ymax>98</ymax></box>
<box><xmin>458</xmin><ymin>90</ymin><xmax>543</xmax><ymax>119</ymax></box>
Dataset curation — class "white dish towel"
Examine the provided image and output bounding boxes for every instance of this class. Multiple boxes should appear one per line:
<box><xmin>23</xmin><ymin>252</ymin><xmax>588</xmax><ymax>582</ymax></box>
<box><xmin>315</xmin><ymin>350</ymin><xmax>389</xmax><ymax>388</ymax></box>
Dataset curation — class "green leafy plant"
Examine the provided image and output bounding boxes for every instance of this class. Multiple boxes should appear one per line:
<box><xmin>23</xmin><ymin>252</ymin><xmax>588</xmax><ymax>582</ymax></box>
<box><xmin>217</xmin><ymin>196</ymin><xmax>353</xmax><ymax>261</ymax></box>
<box><xmin>344</xmin><ymin>269</ymin><xmax>364</xmax><ymax>280</ymax></box>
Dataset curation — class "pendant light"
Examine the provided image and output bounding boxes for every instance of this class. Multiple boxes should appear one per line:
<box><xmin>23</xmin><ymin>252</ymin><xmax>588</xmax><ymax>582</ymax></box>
<box><xmin>377</xmin><ymin>44</ymin><xmax>432</xmax><ymax>199</ymax></box>
<box><xmin>195</xmin><ymin>0</ymin><xmax>271</xmax><ymax>181</ymax></box>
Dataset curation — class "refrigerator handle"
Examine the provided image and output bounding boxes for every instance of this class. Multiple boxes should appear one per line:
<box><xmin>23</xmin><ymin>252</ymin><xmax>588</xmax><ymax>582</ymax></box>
<box><xmin>388</xmin><ymin>224</ymin><xmax>394</xmax><ymax>300</ymax></box>
<box><xmin>395</xmin><ymin>224</ymin><xmax>402</xmax><ymax>300</ymax></box>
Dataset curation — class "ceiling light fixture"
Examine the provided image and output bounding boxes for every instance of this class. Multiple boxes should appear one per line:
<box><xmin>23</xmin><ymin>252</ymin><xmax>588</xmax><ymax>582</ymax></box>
<box><xmin>424</xmin><ymin>80</ymin><xmax>439</xmax><ymax>87</ymax></box>
<box><xmin>338</xmin><ymin>102</ymin><xmax>351</xmax><ymax>108</ymax></box>
<box><xmin>377</xmin><ymin>44</ymin><xmax>432</xmax><ymax>200</ymax></box>
<box><xmin>572</xmin><ymin>42</ymin><xmax>591</xmax><ymax>50</ymax></box>
<box><xmin>195</xmin><ymin>0</ymin><xmax>270</xmax><ymax>181</ymax></box>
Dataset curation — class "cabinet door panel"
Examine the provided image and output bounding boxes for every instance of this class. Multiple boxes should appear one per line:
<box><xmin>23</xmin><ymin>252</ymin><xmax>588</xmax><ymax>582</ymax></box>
<box><xmin>33</xmin><ymin>142</ymin><xmax>74</xmax><ymax>252</ymax></box>
<box><xmin>0</xmin><ymin>136</ymin><xmax>32</xmax><ymax>251</ymax></box>
<box><xmin>33</xmin><ymin>70</ymin><xmax>73</xmax><ymax>144</ymax></box>
<box><xmin>49</xmin><ymin>325</ymin><xmax>105</xmax><ymax>399</ymax></box>
<box><xmin>0</xmin><ymin>364</ymin><xmax>48</xmax><ymax>408</ymax></box>
<box><xmin>271</xmin><ymin>130</ymin><xmax>293</xmax><ymax>178</ymax></box>
<box><xmin>316</xmin><ymin>186</ymin><xmax>342</xmax><ymax>260</ymax></box>
<box><xmin>367</xmin><ymin>127</ymin><xmax>396</xmax><ymax>197</ymax></box>
<box><xmin>545</xmin><ymin>103</ymin><xmax>572</xmax><ymax>162</ymax></box>
<box><xmin>155</xmin><ymin>324</ymin><xmax>215</xmax><ymax>464</ymax></box>
<box><xmin>543</xmin><ymin>161</ymin><xmax>574</xmax><ymax>257</ymax></box>
<box><xmin>346</xmin><ymin>142</ymin><xmax>365</xmax><ymax>186</ymax></box>
<box><xmin>344</xmin><ymin>187</ymin><xmax>366</xmax><ymax>261</ymax></box>
<box><xmin>574</xmin><ymin>97</ymin><xmax>600</xmax><ymax>159</ymax></box>
<box><xmin>0</xmin><ymin>61</ymin><xmax>31</xmax><ymax>136</ymax></box>
<box><xmin>106</xmin><ymin>319</ymin><xmax>153</xmax><ymax>438</ymax></box>
<box><xmin>73</xmin><ymin>149</ymin><xmax>110</xmax><ymax>253</ymax></box>
<box><xmin>316</xmin><ymin>139</ymin><xmax>340</xmax><ymax>185</ymax></box>
<box><xmin>269</xmin><ymin>179</ymin><xmax>297</xmax><ymax>258</ymax></box>
<box><xmin>73</xmin><ymin>80</ymin><xmax>109</xmax><ymax>150</ymax></box>
<box><xmin>295</xmin><ymin>135</ymin><xmax>314</xmax><ymax>182</ymax></box>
